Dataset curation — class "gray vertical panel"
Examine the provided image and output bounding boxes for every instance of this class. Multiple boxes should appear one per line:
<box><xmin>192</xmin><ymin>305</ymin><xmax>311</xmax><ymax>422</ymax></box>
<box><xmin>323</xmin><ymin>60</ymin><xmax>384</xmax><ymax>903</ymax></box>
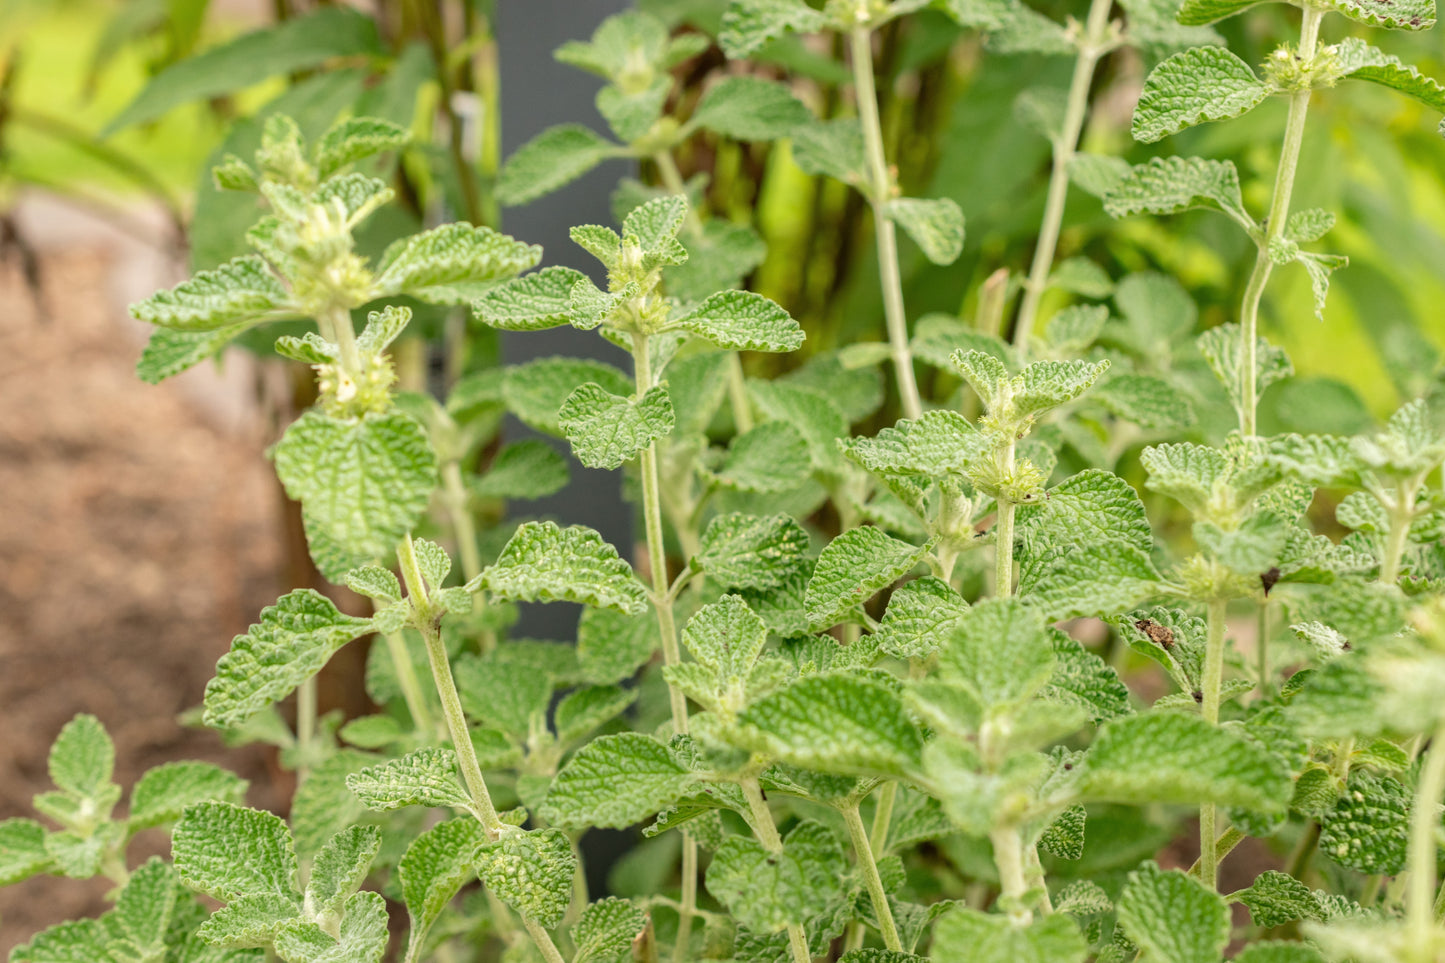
<box><xmin>496</xmin><ymin>0</ymin><xmax>637</xmax><ymax>642</ymax></box>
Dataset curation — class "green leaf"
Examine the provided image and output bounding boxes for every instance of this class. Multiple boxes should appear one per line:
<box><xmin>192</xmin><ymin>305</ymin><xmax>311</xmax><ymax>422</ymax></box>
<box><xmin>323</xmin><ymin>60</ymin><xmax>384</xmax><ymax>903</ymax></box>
<box><xmin>105</xmin><ymin>7</ymin><xmax>381</xmax><ymax>132</ymax></box>
<box><xmin>681</xmin><ymin>595</ymin><xmax>770</xmax><ymax>680</ymax></box>
<box><xmin>694</xmin><ymin>513</ymin><xmax>810</xmax><ymax>592</ymax></box>
<box><xmin>48</xmin><ymin>714</ymin><xmax>115</xmax><ymax>800</ymax></box>
<box><xmin>623</xmin><ymin>195</ymin><xmax>690</xmax><ymax>269</ymax></box>
<box><xmin>1077</xmin><ymin>713</ymin><xmax>1292</xmax><ymax>810</ymax></box>
<box><xmin>873</xmin><ymin>577</ymin><xmax>970</xmax><ymax>660</ymax></box>
<box><xmin>271</xmin><ymin>410</ymin><xmax>438</xmax><ymax>568</ymax></box>
<box><xmin>136</xmin><ymin>324</ymin><xmax>254</xmax><ymax>384</ymax></box>
<box><xmin>1324</xmin><ymin>0</ymin><xmax>1435</xmax><ymax>29</ymax></box>
<box><xmin>555</xmin><ymin>686</ymin><xmax>639</xmax><ymax>744</ymax></box>
<box><xmin>498</xmin><ymin>124</ymin><xmax>621</xmax><ymax>206</ymax></box>
<box><xmin>748</xmin><ymin>380</ymin><xmax>850</xmax><ymax>473</ymax></box>
<box><xmin>45</xmin><ymin>829</ymin><xmax>108</xmax><ymax>879</ymax></box>
<box><xmin>712</xmin><ymin>421</ymin><xmax>813</xmax><ymax>493</ymax></box>
<box><xmin>1196</xmin><ymin>324</ymin><xmax>1294</xmax><ymax>423</ymax></box>
<box><xmin>373</xmin><ymin>224</ymin><xmax>541</xmax><ymax>304</ymax></box>
<box><xmin>1019</xmin><ymin>540</ymin><xmax>1163</xmax><ymax>622</ymax></box>
<box><xmin>1018</xmin><ymin>469</ymin><xmax>1153</xmax><ymax>555</ymax></box>
<box><xmin>129</xmin><ymin>762</ymin><xmax>248</xmax><ymax>830</ymax></box>
<box><xmin>1175</xmin><ymin>0</ymin><xmax>1264</xmax><ymax>25</ymax></box>
<box><xmin>1132</xmin><ymin>47</ymin><xmax>1270</xmax><ymax>143</ymax></box>
<box><xmin>455</xmin><ymin>654</ymin><xmax>553</xmax><ymax>735</ymax></box>
<box><xmin>1103</xmin><ymin>156</ymin><xmax>1253</xmax><ymax>232</ymax></box>
<box><xmin>272</xmin><ymin>889</ymin><xmax>388</xmax><ymax>963</ymax></box>
<box><xmin>1194</xmin><ymin>511</ymin><xmax>1288</xmax><ymax>575</ymax></box>
<box><xmin>1040</xmin><ymin>805</ymin><xmax>1088</xmax><ymax>860</ymax></box>
<box><xmin>887</xmin><ymin>197</ymin><xmax>966</xmax><ymax>266</ymax></box>
<box><xmin>502</xmin><ymin>357</ymin><xmax>633</xmax><ymax>436</ymax></box>
<box><xmin>1117</xmin><ymin>862</ymin><xmax>1229</xmax><ymax>963</ymax></box>
<box><xmin>1295</xmin><ymin>252</ymin><xmax>1348</xmax><ymax>322</ymax></box>
<box><xmin>306</xmin><ymin>826</ymin><xmax>380</xmax><ymax>920</ymax></box>
<box><xmin>1013</xmin><ymin>359</ymin><xmax>1112</xmax><ymax>419</ymax></box>
<box><xmin>558</xmin><ymin>383</ymin><xmax>675</xmax><ymax>470</ymax></box>
<box><xmin>0</xmin><ymin>819</ymin><xmax>53</xmax><ymax>885</ymax></box>
<box><xmin>1336</xmin><ymin>38</ymin><xmax>1445</xmax><ymax>108</ymax></box>
<box><xmin>806</xmin><ymin>527</ymin><xmax>930</xmax><ymax>631</ymax></box>
<box><xmin>1233</xmin><ymin>943</ymin><xmax>1328</xmax><ymax>963</ymax></box>
<box><xmin>840</xmin><ymin>410</ymin><xmax>984</xmax><ymax>478</ymax></box>
<box><xmin>938</xmin><ymin>598</ymin><xmax>1054</xmax><ymax>711</ymax></box>
<box><xmin>107</xmin><ymin>857</ymin><xmax>181</xmax><ymax>956</ymax></box>
<box><xmin>1043</xmin><ymin>304</ymin><xmax>1110</xmax><ymax>354</ymax></box>
<box><xmin>732</xmin><ymin>673</ymin><xmax>925</xmax><ymax>777</ymax></box>
<box><xmin>689</xmin><ymin>76</ymin><xmax>812</xmax><ymax>141</ymax></box>
<box><xmin>172</xmin><ymin>802</ymin><xmax>299</xmax><ymax>902</ymax></box>
<box><xmin>598</xmin><ymin>76</ymin><xmax>671</xmax><ymax>143</ymax></box>
<box><xmin>666</xmin><ymin>220</ymin><xmax>769</xmax><ymax>302</ymax></box>
<box><xmin>555</xmin><ymin>11</ymin><xmax>669</xmax><ymax>80</ymax></box>
<box><xmin>472</xmin><ymin>266</ymin><xmax>589</xmax><ymax>331</ymax></box>
<box><xmin>928</xmin><ymin>908</ymin><xmax>1089</xmax><ymax>963</ymax></box>
<box><xmin>1319</xmin><ymin>771</ymin><xmax>1410</xmax><ymax>874</ymax></box>
<box><xmin>204</xmin><ymin>590</ymin><xmax>374</xmax><ymax>729</ymax></box>
<box><xmin>476</xmin><ymin>521</ymin><xmax>646</xmax><ymax>615</ymax></box>
<box><xmin>540</xmin><ymin>734</ymin><xmax>694</xmax><ymax>829</ymax></box>
<box><xmin>1048</xmin><ymin>260</ymin><xmax>1114</xmax><ymax>300</ymax></box>
<box><xmin>11</xmin><ymin>919</ymin><xmax>111</xmax><ymax>963</ymax></box>
<box><xmin>314</xmin><ymin>116</ymin><xmax>409</xmax><ymax>179</ymax></box>
<box><xmin>475</xmin><ymin>828</ymin><xmax>577</xmax><ymax>927</ymax></box>
<box><xmin>718</xmin><ymin>0</ymin><xmax>829</xmax><ymax>58</ymax></box>
<box><xmin>1234</xmin><ymin>870</ymin><xmax>1324</xmax><ymax>929</ymax></box>
<box><xmin>577</xmin><ymin>606</ymin><xmax>659</xmax><ymax>685</ymax></box>
<box><xmin>790</xmin><ymin>117</ymin><xmax>867</xmax><ymax>186</ymax></box>
<box><xmin>705</xmin><ymin>822</ymin><xmax>845</xmax><ymax>932</ymax></box>
<box><xmin>399</xmin><ymin>817</ymin><xmax>485</xmax><ymax>963</ymax></box>
<box><xmin>131</xmin><ymin>256</ymin><xmax>289</xmax><ymax>332</ymax></box>
<box><xmin>473</xmin><ymin>440</ymin><xmax>569</xmax><ymax>501</ymax></box>
<box><xmin>345</xmin><ymin>748</ymin><xmax>471</xmax><ymax>814</ymax></box>
<box><xmin>673</xmin><ymin>290</ymin><xmax>805</xmax><ymax>353</ymax></box>
<box><xmin>573</xmin><ymin>898</ymin><xmax>647</xmax><ymax>963</ymax></box>
<box><xmin>1092</xmin><ymin>374</ymin><xmax>1197</xmax><ymax>430</ymax></box>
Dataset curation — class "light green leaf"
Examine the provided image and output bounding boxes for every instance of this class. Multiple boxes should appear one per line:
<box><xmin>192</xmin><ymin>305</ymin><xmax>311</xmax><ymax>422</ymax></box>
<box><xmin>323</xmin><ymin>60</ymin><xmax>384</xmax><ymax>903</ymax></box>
<box><xmin>540</xmin><ymin>734</ymin><xmax>694</xmax><ymax>829</ymax></box>
<box><xmin>1018</xmin><ymin>469</ymin><xmax>1153</xmax><ymax>555</ymax></box>
<box><xmin>806</xmin><ymin>527</ymin><xmax>930</xmax><ymax>631</ymax></box>
<box><xmin>373</xmin><ymin>224</ymin><xmax>541</xmax><ymax>304</ymax></box>
<box><xmin>502</xmin><ymin>357</ymin><xmax>633</xmax><ymax>436</ymax></box>
<box><xmin>598</xmin><ymin>76</ymin><xmax>671</xmax><ymax>143</ymax></box>
<box><xmin>1175</xmin><ymin>0</ymin><xmax>1264</xmax><ymax>24</ymax></box>
<box><xmin>555</xmin><ymin>686</ymin><xmax>639</xmax><ymax>744</ymax></box>
<box><xmin>689</xmin><ymin>76</ymin><xmax>812</xmax><ymax>141</ymax></box>
<box><xmin>273</xmin><ymin>890</ymin><xmax>388</xmax><ymax>963</ymax></box>
<box><xmin>1077</xmin><ymin>713</ymin><xmax>1292</xmax><ymax>810</ymax></box>
<box><xmin>718</xmin><ymin>0</ymin><xmax>829</xmax><ymax>58</ymax></box>
<box><xmin>839</xmin><ymin>410</ymin><xmax>984</xmax><ymax>478</ymax></box>
<box><xmin>732</xmin><ymin>673</ymin><xmax>925</xmax><ymax>777</ymax></box>
<box><xmin>1234</xmin><ymin>943</ymin><xmax>1328</xmax><ymax>963</ymax></box>
<box><xmin>1194</xmin><ymin>511</ymin><xmax>1288</xmax><ymax>575</ymax></box>
<box><xmin>1019</xmin><ymin>539</ymin><xmax>1162</xmax><ymax>622</ymax></box>
<box><xmin>1319</xmin><ymin>771</ymin><xmax>1409</xmax><ymax>874</ymax></box>
<box><xmin>129</xmin><ymin>762</ymin><xmax>248</xmax><ymax>830</ymax></box>
<box><xmin>558</xmin><ymin>383</ymin><xmax>675</xmax><ymax>470</ymax></box>
<box><xmin>1103</xmin><ymin>156</ymin><xmax>1253</xmax><ymax>232</ymax></box>
<box><xmin>938</xmin><ymin>598</ymin><xmax>1054</xmax><ymax>711</ymax></box>
<box><xmin>694</xmin><ymin>513</ymin><xmax>810</xmax><ymax>592</ymax></box>
<box><xmin>314</xmin><ymin>116</ymin><xmax>409</xmax><ymax>179</ymax></box>
<box><xmin>475</xmin><ymin>521</ymin><xmax>646</xmax><ymax>615</ymax></box>
<box><xmin>1324</xmin><ymin>0</ymin><xmax>1435</xmax><ymax>29</ymax></box>
<box><xmin>345</xmin><ymin>748</ymin><xmax>471</xmax><ymax>814</ymax></box>
<box><xmin>1233</xmin><ymin>870</ymin><xmax>1324</xmax><ymax>928</ymax></box>
<box><xmin>681</xmin><ymin>595</ymin><xmax>770</xmax><ymax>681</ymax></box>
<box><xmin>705</xmin><ymin>822</ymin><xmax>845</xmax><ymax>932</ymax></box>
<box><xmin>988</xmin><ymin>0</ymin><xmax>1073</xmax><ymax>54</ymax></box>
<box><xmin>790</xmin><ymin>118</ymin><xmax>867</xmax><ymax>186</ymax></box>
<box><xmin>1043</xmin><ymin>304</ymin><xmax>1110</xmax><ymax>354</ymax></box>
<box><xmin>130</xmin><ymin>256</ymin><xmax>289</xmax><ymax>332</ymax></box>
<box><xmin>1092</xmin><ymin>374</ymin><xmax>1197</xmax><ymax>430</ymax></box>
<box><xmin>497</xmin><ymin>124</ymin><xmax>621</xmax><ymax>206</ymax></box>
<box><xmin>475</xmin><ymin>828</ymin><xmax>577</xmax><ymax>927</ymax></box>
<box><xmin>672</xmin><ymin>290</ymin><xmax>805</xmax><ymax>353</ymax></box>
<box><xmin>107</xmin><ymin>857</ymin><xmax>181</xmax><ymax>955</ymax></box>
<box><xmin>887</xmin><ymin>197</ymin><xmax>966</xmax><ymax>266</ymax></box>
<box><xmin>748</xmin><ymin>380</ymin><xmax>850</xmax><ymax>473</ymax></box>
<box><xmin>342</xmin><ymin>567</ymin><xmax>400</xmax><ymax>605</ymax></box>
<box><xmin>399</xmin><ymin>817</ymin><xmax>485</xmax><ymax>963</ymax></box>
<box><xmin>455</xmin><ymin>654</ymin><xmax>552</xmax><ymax>735</ymax></box>
<box><xmin>172</xmin><ymin>802</ymin><xmax>299</xmax><ymax>902</ymax></box>
<box><xmin>472</xmin><ymin>267</ymin><xmax>588</xmax><ymax>331</ymax></box>
<box><xmin>1117</xmin><ymin>862</ymin><xmax>1229</xmax><ymax>963</ymax></box>
<box><xmin>472</xmin><ymin>440</ymin><xmax>569</xmax><ymax>501</ymax></box>
<box><xmin>572</xmin><ymin>898</ymin><xmax>647</xmax><ymax>963</ymax></box>
<box><xmin>1196</xmin><ymin>324</ymin><xmax>1294</xmax><ymax>424</ymax></box>
<box><xmin>576</xmin><ymin>606</ymin><xmax>659</xmax><ymax>685</ymax></box>
<box><xmin>203</xmin><ymin>590</ymin><xmax>374</xmax><ymax>729</ymax></box>
<box><xmin>554</xmin><ymin>11</ymin><xmax>669</xmax><ymax>80</ymax></box>
<box><xmin>0</xmin><ymin>819</ymin><xmax>53</xmax><ymax>885</ymax></box>
<box><xmin>623</xmin><ymin>194</ymin><xmax>690</xmax><ymax>270</ymax></box>
<box><xmin>1334</xmin><ymin>37</ymin><xmax>1445</xmax><ymax>110</ymax></box>
<box><xmin>666</xmin><ymin>219</ymin><xmax>769</xmax><ymax>302</ymax></box>
<box><xmin>136</xmin><ymin>324</ymin><xmax>254</xmax><ymax>384</ymax></box>
<box><xmin>1040</xmin><ymin>805</ymin><xmax>1088</xmax><ymax>860</ymax></box>
<box><xmin>48</xmin><ymin>714</ymin><xmax>115</xmax><ymax>800</ymax></box>
<box><xmin>271</xmin><ymin>410</ymin><xmax>438</xmax><ymax>568</ymax></box>
<box><xmin>11</xmin><ymin>919</ymin><xmax>112</xmax><ymax>963</ymax></box>
<box><xmin>1287</xmin><ymin>208</ymin><xmax>1336</xmax><ymax>244</ymax></box>
<box><xmin>1044</xmin><ymin>632</ymin><xmax>1133</xmax><ymax>723</ymax></box>
<box><xmin>1014</xmin><ymin>359</ymin><xmax>1111</xmax><ymax>419</ymax></box>
<box><xmin>305</xmin><ymin>826</ymin><xmax>380</xmax><ymax>920</ymax></box>
<box><xmin>711</xmin><ymin>421</ymin><xmax>813</xmax><ymax>493</ymax></box>
<box><xmin>873</xmin><ymin>577</ymin><xmax>970</xmax><ymax>660</ymax></box>
<box><xmin>1132</xmin><ymin>47</ymin><xmax>1270</xmax><ymax>143</ymax></box>
<box><xmin>45</xmin><ymin>830</ymin><xmax>108</xmax><ymax>879</ymax></box>
<box><xmin>928</xmin><ymin>908</ymin><xmax>1088</xmax><ymax>962</ymax></box>
<box><xmin>1295</xmin><ymin>252</ymin><xmax>1348</xmax><ymax>321</ymax></box>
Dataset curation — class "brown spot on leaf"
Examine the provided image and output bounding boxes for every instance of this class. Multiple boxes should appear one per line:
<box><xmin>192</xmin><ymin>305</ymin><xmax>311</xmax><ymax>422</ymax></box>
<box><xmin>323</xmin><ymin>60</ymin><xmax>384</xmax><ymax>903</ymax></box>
<box><xmin>1134</xmin><ymin>618</ymin><xmax>1176</xmax><ymax>650</ymax></box>
<box><xmin>1261</xmin><ymin>567</ymin><xmax>1282</xmax><ymax>595</ymax></box>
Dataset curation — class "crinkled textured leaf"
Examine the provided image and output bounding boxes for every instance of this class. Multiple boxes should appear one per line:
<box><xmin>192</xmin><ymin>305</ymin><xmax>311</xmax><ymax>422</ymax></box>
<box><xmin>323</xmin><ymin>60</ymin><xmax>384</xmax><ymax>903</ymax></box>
<box><xmin>472</xmin><ymin>440</ymin><xmax>569</xmax><ymax>501</ymax></box>
<box><xmin>555</xmin><ymin>685</ymin><xmax>638</xmax><ymax>744</ymax></box>
<box><xmin>1336</xmin><ymin>38</ymin><xmax>1445</xmax><ymax>109</ymax></box>
<box><xmin>399</xmin><ymin>817</ymin><xmax>485</xmax><ymax>963</ymax></box>
<box><xmin>1132</xmin><ymin>47</ymin><xmax>1269</xmax><ymax>143</ymax></box>
<box><xmin>806</xmin><ymin>527</ymin><xmax>929</xmax><ymax>631</ymax></box>
<box><xmin>938</xmin><ymin>598</ymin><xmax>1054</xmax><ymax>711</ymax></box>
<box><xmin>129</xmin><ymin>761</ymin><xmax>248</xmax><ymax>830</ymax></box>
<box><xmin>540</xmin><ymin>734</ymin><xmax>694</xmax><ymax>829</ymax></box>
<box><xmin>473</xmin><ymin>267</ymin><xmax>589</xmax><ymax>331</ymax></box>
<box><xmin>873</xmin><ymin>577</ymin><xmax>970</xmax><ymax>659</ymax></box>
<box><xmin>887</xmin><ymin>197</ymin><xmax>965</xmax><ymax>265</ymax></box>
<box><xmin>455</xmin><ymin>653</ymin><xmax>553</xmax><ymax>734</ymax></box>
<box><xmin>476</xmin><ymin>828</ymin><xmax>576</xmax><ymax>928</ymax></box>
<box><xmin>623</xmin><ymin>195</ymin><xmax>689</xmax><ymax>269</ymax></box>
<box><xmin>130</xmin><ymin>256</ymin><xmax>289</xmax><ymax>332</ymax></box>
<box><xmin>0</xmin><ymin>819</ymin><xmax>53</xmax><ymax>885</ymax></box>
<box><xmin>45</xmin><ymin>830</ymin><xmax>107</xmax><ymax>879</ymax></box>
<box><xmin>705</xmin><ymin>823</ymin><xmax>845</xmax><ymax>932</ymax></box>
<box><xmin>1195</xmin><ymin>511</ymin><xmax>1288</xmax><ymax>575</ymax></box>
<box><xmin>1044</xmin><ymin>304</ymin><xmax>1110</xmax><ymax>354</ymax></box>
<box><xmin>576</xmin><ymin>606</ymin><xmax>659</xmax><ymax>685</ymax></box>
<box><xmin>1176</xmin><ymin>0</ymin><xmax>1264</xmax><ymax>24</ymax></box>
<box><xmin>1325</xmin><ymin>0</ymin><xmax>1435</xmax><ymax>29</ymax></box>
<box><xmin>1014</xmin><ymin>359</ymin><xmax>1111</xmax><ymax>418</ymax></box>
<box><xmin>273</xmin><ymin>889</ymin><xmax>388</xmax><ymax>963</ymax></box>
<box><xmin>1077</xmin><ymin>713</ymin><xmax>1292</xmax><ymax>810</ymax></box>
<box><xmin>1018</xmin><ymin>469</ymin><xmax>1152</xmax><ymax>554</ymax></box>
<box><xmin>374</xmin><ymin>223</ymin><xmax>540</xmax><ymax>304</ymax></box>
<box><xmin>790</xmin><ymin>118</ymin><xmax>867</xmax><ymax>186</ymax></box>
<box><xmin>558</xmin><ymin>383</ymin><xmax>674</xmax><ymax>470</ymax></box>
<box><xmin>1040</xmin><ymin>804</ymin><xmax>1087</xmax><ymax>859</ymax></box>
<box><xmin>682</xmin><ymin>595</ymin><xmax>771</xmax><ymax>682</ymax></box>
<box><xmin>689</xmin><ymin>76</ymin><xmax>812</xmax><ymax>141</ymax></box>
<box><xmin>694</xmin><ymin>513</ymin><xmax>809</xmax><ymax>592</ymax></box>
<box><xmin>718</xmin><ymin>0</ymin><xmax>829</xmax><ymax>58</ymax></box>
<box><xmin>1117</xmin><ymin>862</ymin><xmax>1229</xmax><ymax>963</ymax></box>
<box><xmin>1019</xmin><ymin>539</ymin><xmax>1162</xmax><ymax>622</ymax></box>
<box><xmin>732</xmin><ymin>673</ymin><xmax>925</xmax><ymax>777</ymax></box>
<box><xmin>1104</xmin><ymin>156</ymin><xmax>1253</xmax><ymax>231</ymax></box>
<box><xmin>1197</xmin><ymin>324</ymin><xmax>1293</xmax><ymax>420</ymax></box>
<box><xmin>172</xmin><ymin>802</ymin><xmax>299</xmax><ymax>902</ymax></box>
<box><xmin>48</xmin><ymin>714</ymin><xmax>114</xmax><ymax>799</ymax></box>
<box><xmin>11</xmin><ymin>919</ymin><xmax>113</xmax><ymax>963</ymax></box>
<box><xmin>1093</xmin><ymin>374</ymin><xmax>1197</xmax><ymax>430</ymax></box>
<box><xmin>477</xmin><ymin>521</ymin><xmax>645</xmax><ymax>615</ymax></box>
<box><xmin>345</xmin><ymin>748</ymin><xmax>471</xmax><ymax>813</ymax></box>
<box><xmin>749</xmin><ymin>380</ymin><xmax>850</xmax><ymax>474</ymax></box>
<box><xmin>1139</xmin><ymin>442</ymin><xmax>1227</xmax><ymax>513</ymax></box>
<box><xmin>272</xmin><ymin>410</ymin><xmax>437</xmax><ymax>568</ymax></box>
<box><xmin>928</xmin><ymin>908</ymin><xmax>1089</xmax><ymax>962</ymax></box>
<box><xmin>305</xmin><ymin>825</ymin><xmax>379</xmax><ymax>920</ymax></box>
<box><xmin>713</xmin><ymin>421</ymin><xmax>813</xmax><ymax>493</ymax></box>
<box><xmin>573</xmin><ymin>898</ymin><xmax>647</xmax><ymax>962</ymax></box>
<box><xmin>1235</xmin><ymin>870</ymin><xmax>1324</xmax><ymax>928</ymax></box>
<box><xmin>1234</xmin><ymin>943</ymin><xmax>1329</xmax><ymax>963</ymax></box>
<box><xmin>1320</xmin><ymin>771</ymin><xmax>1410</xmax><ymax>874</ymax></box>
<box><xmin>204</xmin><ymin>590</ymin><xmax>374</xmax><ymax>728</ymax></box>
<box><xmin>502</xmin><ymin>357</ymin><xmax>633</xmax><ymax>436</ymax></box>
<box><xmin>1044</xmin><ymin>632</ymin><xmax>1133</xmax><ymax>723</ymax></box>
<box><xmin>498</xmin><ymin>124</ymin><xmax>620</xmax><ymax>206</ymax></box>
<box><xmin>598</xmin><ymin>76</ymin><xmax>670</xmax><ymax>143</ymax></box>
<box><xmin>136</xmin><ymin>324</ymin><xmax>253</xmax><ymax>384</ymax></box>
<box><xmin>839</xmin><ymin>411</ymin><xmax>983</xmax><ymax>478</ymax></box>
<box><xmin>314</xmin><ymin>116</ymin><xmax>409</xmax><ymax>179</ymax></box>
<box><xmin>674</xmin><ymin>290</ymin><xmax>804</xmax><ymax>353</ymax></box>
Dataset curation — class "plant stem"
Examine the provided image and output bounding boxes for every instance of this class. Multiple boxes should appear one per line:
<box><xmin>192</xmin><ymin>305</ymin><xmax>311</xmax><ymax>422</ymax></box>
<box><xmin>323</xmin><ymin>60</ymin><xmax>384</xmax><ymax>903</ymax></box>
<box><xmin>870</xmin><ymin>781</ymin><xmax>897</xmax><ymax>855</ymax></box>
<box><xmin>380</xmin><ymin>626</ymin><xmax>437</xmax><ymax>738</ymax></box>
<box><xmin>1408</xmin><ymin>724</ymin><xmax>1445</xmax><ymax>953</ymax></box>
<box><xmin>671</xmin><ymin>834</ymin><xmax>698</xmax><ymax>963</ymax></box>
<box><xmin>1237</xmin><ymin>7</ymin><xmax>1322</xmax><ymax>437</ymax></box>
<box><xmin>849</xmin><ymin>26</ymin><xmax>921</xmax><ymax>421</ymax></box>
<box><xmin>415</xmin><ymin>0</ymin><xmax>484</xmax><ymax>225</ymax></box>
<box><xmin>1287</xmin><ymin>819</ymin><xmax>1322</xmax><ymax>881</ymax></box>
<box><xmin>440</xmin><ymin>459</ymin><xmax>496</xmax><ymax>653</ymax></box>
<box><xmin>742</xmin><ymin>779</ymin><xmax>812</xmax><ymax>963</ymax></box>
<box><xmin>844</xmin><ymin>804</ymin><xmax>903</xmax><ymax>951</ymax></box>
<box><xmin>321</xmin><ymin>305</ymin><xmax>362</xmax><ymax>381</ymax></box>
<box><xmin>1257</xmin><ymin>599</ymin><xmax>1271</xmax><ymax>698</ymax></box>
<box><xmin>1187</xmin><ymin>826</ymin><xmax>1246</xmax><ymax>878</ymax></box>
<box><xmin>989</xmin><ymin>825</ymin><xmax>1032</xmax><ymax>924</ymax></box>
<box><xmin>994</xmin><ymin>440</ymin><xmax>1018</xmax><ymax>597</ymax></box>
<box><xmin>296</xmin><ymin>677</ymin><xmax>316</xmax><ymax>777</ymax></box>
<box><xmin>1381</xmin><ymin>480</ymin><xmax>1418</xmax><ymax>585</ymax></box>
<box><xmin>1012</xmin><ymin>0</ymin><xmax>1114</xmax><ymax>360</ymax></box>
<box><xmin>1199</xmin><ymin>598</ymin><xmax>1229</xmax><ymax>889</ymax></box>
<box><xmin>520</xmin><ymin>917</ymin><xmax>566</xmax><ymax>963</ymax></box>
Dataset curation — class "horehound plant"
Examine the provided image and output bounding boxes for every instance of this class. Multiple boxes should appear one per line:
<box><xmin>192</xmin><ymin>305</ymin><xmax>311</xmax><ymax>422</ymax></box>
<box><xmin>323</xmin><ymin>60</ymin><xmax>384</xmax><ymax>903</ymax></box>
<box><xmin>4</xmin><ymin>1</ymin><xmax>1445</xmax><ymax>962</ymax></box>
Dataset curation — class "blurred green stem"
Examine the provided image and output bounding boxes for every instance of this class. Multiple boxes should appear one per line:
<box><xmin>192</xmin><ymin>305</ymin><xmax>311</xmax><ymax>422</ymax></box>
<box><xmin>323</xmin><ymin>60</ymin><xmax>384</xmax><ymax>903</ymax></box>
<box><xmin>1200</xmin><ymin>598</ymin><xmax>1228</xmax><ymax>889</ymax></box>
<box><xmin>1408</xmin><ymin>723</ymin><xmax>1445</xmax><ymax>953</ymax></box>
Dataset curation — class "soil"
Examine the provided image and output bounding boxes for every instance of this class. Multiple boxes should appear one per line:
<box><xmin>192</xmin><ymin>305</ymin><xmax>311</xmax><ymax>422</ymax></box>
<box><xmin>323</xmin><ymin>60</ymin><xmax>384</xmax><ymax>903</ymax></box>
<box><xmin>0</xmin><ymin>237</ymin><xmax>286</xmax><ymax>955</ymax></box>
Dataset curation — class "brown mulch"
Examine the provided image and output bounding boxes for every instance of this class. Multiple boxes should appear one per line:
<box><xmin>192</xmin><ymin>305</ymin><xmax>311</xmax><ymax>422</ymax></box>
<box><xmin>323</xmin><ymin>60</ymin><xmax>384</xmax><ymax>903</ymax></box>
<box><xmin>0</xmin><ymin>248</ymin><xmax>286</xmax><ymax>955</ymax></box>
